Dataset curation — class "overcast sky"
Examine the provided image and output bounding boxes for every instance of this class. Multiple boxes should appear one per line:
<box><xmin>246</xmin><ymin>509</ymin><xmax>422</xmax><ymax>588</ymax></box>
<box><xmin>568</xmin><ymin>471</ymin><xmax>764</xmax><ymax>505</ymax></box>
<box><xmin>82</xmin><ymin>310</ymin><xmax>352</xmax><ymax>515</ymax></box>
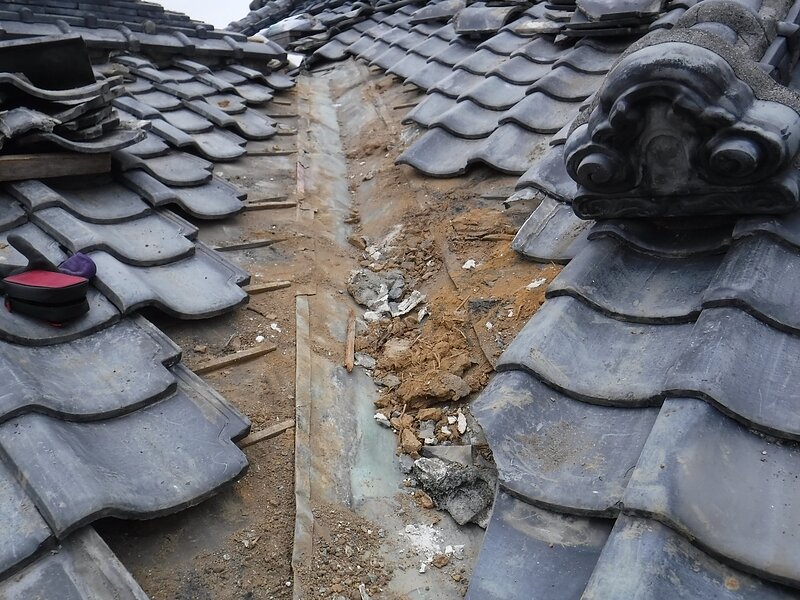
<box><xmin>155</xmin><ymin>1</ymin><xmax>253</xmax><ymax>29</ymax></box>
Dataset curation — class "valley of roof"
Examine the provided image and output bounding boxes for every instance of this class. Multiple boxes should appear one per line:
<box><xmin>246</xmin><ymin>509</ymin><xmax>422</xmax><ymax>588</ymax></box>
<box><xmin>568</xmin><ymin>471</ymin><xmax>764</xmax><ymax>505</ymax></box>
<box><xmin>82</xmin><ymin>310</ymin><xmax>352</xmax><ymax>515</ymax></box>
<box><xmin>272</xmin><ymin>0</ymin><xmax>800</xmax><ymax>596</ymax></box>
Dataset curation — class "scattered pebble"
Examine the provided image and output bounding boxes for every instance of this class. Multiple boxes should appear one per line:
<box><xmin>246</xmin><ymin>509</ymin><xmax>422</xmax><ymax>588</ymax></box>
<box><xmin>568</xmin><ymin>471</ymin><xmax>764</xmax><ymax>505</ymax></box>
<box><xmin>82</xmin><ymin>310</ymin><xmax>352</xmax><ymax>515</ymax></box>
<box><xmin>527</xmin><ymin>277</ymin><xmax>547</xmax><ymax>290</ymax></box>
<box><xmin>462</xmin><ymin>259</ymin><xmax>476</xmax><ymax>270</ymax></box>
<box><xmin>255</xmin><ymin>335</ymin><xmax>265</xmax><ymax>343</ymax></box>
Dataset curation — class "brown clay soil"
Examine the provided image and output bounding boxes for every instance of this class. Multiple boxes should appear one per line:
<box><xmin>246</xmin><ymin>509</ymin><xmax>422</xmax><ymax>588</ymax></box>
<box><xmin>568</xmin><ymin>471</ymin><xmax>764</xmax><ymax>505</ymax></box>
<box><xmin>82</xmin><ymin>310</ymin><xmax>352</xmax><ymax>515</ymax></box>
<box><xmin>98</xmin><ymin>57</ymin><xmax>555</xmax><ymax>600</ymax></box>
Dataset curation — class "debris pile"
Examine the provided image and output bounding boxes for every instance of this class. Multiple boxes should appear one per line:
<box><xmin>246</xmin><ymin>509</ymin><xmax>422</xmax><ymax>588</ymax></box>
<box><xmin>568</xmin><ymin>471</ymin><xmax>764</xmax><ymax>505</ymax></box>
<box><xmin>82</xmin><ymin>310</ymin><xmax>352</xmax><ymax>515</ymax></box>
<box><xmin>0</xmin><ymin>35</ymin><xmax>143</xmax><ymax>160</ymax></box>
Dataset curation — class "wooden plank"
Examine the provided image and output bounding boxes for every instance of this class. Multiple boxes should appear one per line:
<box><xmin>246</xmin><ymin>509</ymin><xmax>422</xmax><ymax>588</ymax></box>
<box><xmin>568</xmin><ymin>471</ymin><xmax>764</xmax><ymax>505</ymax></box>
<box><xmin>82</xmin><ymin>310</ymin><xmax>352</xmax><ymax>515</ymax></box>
<box><xmin>244</xmin><ymin>280</ymin><xmax>292</xmax><ymax>295</ymax></box>
<box><xmin>193</xmin><ymin>345</ymin><xmax>276</xmax><ymax>375</ymax></box>
<box><xmin>392</xmin><ymin>102</ymin><xmax>417</xmax><ymax>110</ymax></box>
<box><xmin>0</xmin><ymin>153</ymin><xmax>110</xmax><ymax>181</ymax></box>
<box><xmin>214</xmin><ymin>238</ymin><xmax>287</xmax><ymax>252</ymax></box>
<box><xmin>244</xmin><ymin>201</ymin><xmax>297</xmax><ymax>211</ymax></box>
<box><xmin>344</xmin><ymin>309</ymin><xmax>356</xmax><ymax>373</ymax></box>
<box><xmin>267</xmin><ymin>113</ymin><xmax>299</xmax><ymax>118</ymax></box>
<box><xmin>293</xmin><ymin>295</ymin><xmax>313</xmax><ymax>597</ymax></box>
<box><xmin>238</xmin><ymin>419</ymin><xmax>295</xmax><ymax>448</ymax></box>
<box><xmin>247</xmin><ymin>149</ymin><xmax>297</xmax><ymax>157</ymax></box>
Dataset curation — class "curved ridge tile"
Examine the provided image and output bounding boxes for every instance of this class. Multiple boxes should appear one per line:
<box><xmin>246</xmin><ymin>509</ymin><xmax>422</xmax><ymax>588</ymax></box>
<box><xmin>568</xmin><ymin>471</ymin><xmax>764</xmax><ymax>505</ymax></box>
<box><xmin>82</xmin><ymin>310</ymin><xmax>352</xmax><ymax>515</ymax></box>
<box><xmin>528</xmin><ymin>65</ymin><xmax>605</xmax><ymax>101</ymax></box>
<box><xmin>588</xmin><ymin>220</ymin><xmax>734</xmax><ymax>258</ymax></box>
<box><xmin>386</xmin><ymin>52</ymin><xmax>428</xmax><ymax>80</ymax></box>
<box><xmin>206</xmin><ymin>93</ymin><xmax>248</xmax><ymax>115</ymax></box>
<box><xmin>501</xmin><ymin>91</ymin><xmax>581</xmax><ymax>133</ymax></box>
<box><xmin>0</xmin><ymin>459</ymin><xmax>52</xmax><ymax>578</ymax></box>
<box><xmin>369</xmin><ymin>45</ymin><xmax>409</xmax><ymax>70</ymax></box>
<box><xmin>429</xmin><ymin>40</ymin><xmax>477</xmax><ymax>67</ymax></box>
<box><xmin>511</xmin><ymin>195</ymin><xmax>592</xmax><ymax>263</ymax></box>
<box><xmin>90</xmin><ymin>245</ymin><xmax>248</xmax><ymax>318</ymax></box>
<box><xmin>314</xmin><ymin>38</ymin><xmax>350</xmax><ymax>62</ymax></box>
<box><xmin>0</xmin><ymin>528</ymin><xmax>149</xmax><ymax>600</ymax></box>
<box><xmin>470</xmin><ymin>123</ymin><xmax>550</xmax><ymax>175</ymax></box>
<box><xmin>466</xmin><ymin>490</ymin><xmax>612</xmax><ymax>600</ymax></box>
<box><xmin>159</xmin><ymin>108</ymin><xmax>214</xmax><ymax>133</ymax></box>
<box><xmin>403</xmin><ymin>92</ymin><xmax>458</xmax><ymax>127</ymax></box>
<box><xmin>430</xmin><ymin>100</ymin><xmax>502</xmax><ymax>139</ymax></box>
<box><xmin>497</xmin><ymin>296</ymin><xmax>692</xmax><ymax>405</ymax></box>
<box><xmin>555</xmin><ymin>44</ymin><xmax>620</xmax><ymax>74</ymax></box>
<box><xmin>8</xmin><ymin>179</ymin><xmax>150</xmax><ymax>225</ymax></box>
<box><xmin>222</xmin><ymin>109</ymin><xmax>277</xmax><ymax>141</ymax></box>
<box><xmin>357</xmin><ymin>39</ymin><xmax>392</xmax><ymax>64</ymax></box>
<box><xmin>132</xmin><ymin>89</ymin><xmax>182</xmax><ymax>112</ymax></box>
<box><xmin>125</xmin><ymin>132</ymin><xmax>171</xmax><ymax>158</ymax></box>
<box><xmin>32</xmin><ymin>207</ymin><xmax>195</xmax><ymax>267</ymax></box>
<box><xmin>461</xmin><ymin>75</ymin><xmax>528</xmax><ymax>110</ymax></box>
<box><xmin>0</xmin><ymin>316</ymin><xmax>178</xmax><ymax>422</ymax></box>
<box><xmin>189</xmin><ymin>129</ymin><xmax>247</xmax><ymax>162</ymax></box>
<box><xmin>666</xmin><ymin>307</ymin><xmax>800</xmax><ymax>441</ymax></box>
<box><xmin>702</xmin><ymin>235</ymin><xmax>800</xmax><ymax>334</ymax></box>
<box><xmin>230</xmin><ymin>82</ymin><xmax>274</xmax><ymax>105</ymax></box>
<box><xmin>396</xmin><ymin>128</ymin><xmax>482</xmax><ymax>177</ymax></box>
<box><xmin>408</xmin><ymin>35</ymin><xmax>451</xmax><ymax>59</ymax></box>
<box><xmin>477</xmin><ymin>30</ymin><xmax>530</xmax><ymax>55</ymax></box>
<box><xmin>734</xmin><ymin>209</ymin><xmax>800</xmax><ymax>250</ymax></box>
<box><xmin>472</xmin><ymin>371</ymin><xmax>658</xmax><ymax>516</ymax></box>
<box><xmin>583</xmin><ymin>516</ymin><xmax>799</xmax><ymax>600</ymax></box>
<box><xmin>431</xmin><ymin>68</ymin><xmax>486</xmax><ymax>99</ymax></box>
<box><xmin>516</xmin><ymin>145</ymin><xmax>579</xmax><ymax>201</ymax></box>
<box><xmin>0</xmin><ymin>195</ymin><xmax>27</xmax><ymax>233</ymax></box>
<box><xmin>23</xmin><ymin>129</ymin><xmax>144</xmax><ymax>154</ymax></box>
<box><xmin>623</xmin><ymin>399</ymin><xmax>800</xmax><ymax>589</ymax></box>
<box><xmin>548</xmin><ymin>237</ymin><xmax>721</xmax><ymax>323</ymax></box>
<box><xmin>512</xmin><ymin>37</ymin><xmax>564</xmax><ymax>63</ymax></box>
<box><xmin>0</xmin><ymin>288</ymin><xmax>120</xmax><ymax>346</ymax></box>
<box><xmin>121</xmin><ymin>171</ymin><xmax>244</xmax><ymax>219</ymax></box>
<box><xmin>113</xmin><ymin>151</ymin><xmax>213</xmax><ymax>187</ymax></box>
<box><xmin>451</xmin><ymin>47</ymin><xmax>506</xmax><ymax>74</ymax></box>
<box><xmin>491</xmin><ymin>55</ymin><xmax>553</xmax><ymax>85</ymax></box>
<box><xmin>405</xmin><ymin>60</ymin><xmax>455</xmax><ymax>91</ymax></box>
<box><xmin>0</xmin><ymin>383</ymin><xmax>249</xmax><ymax>537</ymax></box>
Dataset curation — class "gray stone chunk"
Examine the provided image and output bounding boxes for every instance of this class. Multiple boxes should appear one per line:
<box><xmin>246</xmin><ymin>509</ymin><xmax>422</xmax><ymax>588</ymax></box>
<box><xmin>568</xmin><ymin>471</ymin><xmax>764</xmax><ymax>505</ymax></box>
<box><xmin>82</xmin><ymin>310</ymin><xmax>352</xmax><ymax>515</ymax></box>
<box><xmin>498</xmin><ymin>296</ymin><xmax>693</xmax><ymax>405</ymax></box>
<box><xmin>0</xmin><ymin>382</ymin><xmax>249</xmax><ymax>537</ymax></box>
<box><xmin>413</xmin><ymin>456</ymin><xmax>495</xmax><ymax>526</ymax></box>
<box><xmin>703</xmin><ymin>235</ymin><xmax>800</xmax><ymax>333</ymax></box>
<box><xmin>549</xmin><ymin>237</ymin><xmax>721</xmax><ymax>323</ymax></box>
<box><xmin>32</xmin><ymin>207</ymin><xmax>195</xmax><ymax>266</ymax></box>
<box><xmin>466</xmin><ymin>491</ymin><xmax>612</xmax><ymax>600</ymax></box>
<box><xmin>472</xmin><ymin>370</ymin><xmax>658</xmax><ymax>515</ymax></box>
<box><xmin>0</xmin><ymin>459</ymin><xmax>52</xmax><ymax>578</ymax></box>
<box><xmin>666</xmin><ymin>307</ymin><xmax>800</xmax><ymax>440</ymax></box>
<box><xmin>90</xmin><ymin>244</ymin><xmax>248</xmax><ymax>318</ymax></box>
<box><xmin>0</xmin><ymin>528</ymin><xmax>148</xmax><ymax>600</ymax></box>
<box><xmin>583</xmin><ymin>516</ymin><xmax>799</xmax><ymax>600</ymax></box>
<box><xmin>511</xmin><ymin>195</ymin><xmax>592</xmax><ymax>263</ymax></box>
<box><xmin>623</xmin><ymin>399</ymin><xmax>800</xmax><ymax>588</ymax></box>
<box><xmin>0</xmin><ymin>316</ymin><xmax>178</xmax><ymax>422</ymax></box>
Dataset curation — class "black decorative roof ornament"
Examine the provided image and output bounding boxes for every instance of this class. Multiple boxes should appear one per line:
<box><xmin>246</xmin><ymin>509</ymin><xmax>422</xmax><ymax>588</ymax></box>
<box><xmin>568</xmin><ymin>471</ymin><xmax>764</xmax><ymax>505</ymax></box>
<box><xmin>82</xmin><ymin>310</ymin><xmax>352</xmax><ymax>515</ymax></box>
<box><xmin>564</xmin><ymin>1</ymin><xmax>800</xmax><ymax>219</ymax></box>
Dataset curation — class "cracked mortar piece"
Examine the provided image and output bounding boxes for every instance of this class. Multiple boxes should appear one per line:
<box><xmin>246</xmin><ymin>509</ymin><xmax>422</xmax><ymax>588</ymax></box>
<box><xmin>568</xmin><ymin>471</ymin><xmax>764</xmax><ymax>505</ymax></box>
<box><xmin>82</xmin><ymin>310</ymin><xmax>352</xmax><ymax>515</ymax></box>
<box><xmin>413</xmin><ymin>456</ymin><xmax>496</xmax><ymax>527</ymax></box>
<box><xmin>346</xmin><ymin>268</ymin><xmax>405</xmax><ymax>308</ymax></box>
<box><xmin>390</xmin><ymin>290</ymin><xmax>426</xmax><ymax>318</ymax></box>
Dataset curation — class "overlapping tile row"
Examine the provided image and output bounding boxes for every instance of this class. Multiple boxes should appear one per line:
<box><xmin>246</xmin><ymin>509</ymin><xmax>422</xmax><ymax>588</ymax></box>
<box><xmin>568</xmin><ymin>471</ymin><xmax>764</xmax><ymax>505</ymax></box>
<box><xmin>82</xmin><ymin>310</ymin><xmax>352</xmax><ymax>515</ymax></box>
<box><xmin>467</xmin><ymin>0</ymin><xmax>800</xmax><ymax>595</ymax></box>
<box><xmin>0</xmin><ymin>0</ymin><xmax>287</xmax><ymax>63</ymax></box>
<box><xmin>0</xmin><ymin>6</ymin><xmax>300</xmax><ymax>596</ymax></box>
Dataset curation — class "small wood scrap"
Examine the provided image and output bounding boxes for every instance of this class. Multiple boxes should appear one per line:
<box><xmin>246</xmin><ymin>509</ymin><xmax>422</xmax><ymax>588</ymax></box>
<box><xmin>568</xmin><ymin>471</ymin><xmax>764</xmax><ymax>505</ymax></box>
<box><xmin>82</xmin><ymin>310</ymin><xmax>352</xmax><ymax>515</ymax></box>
<box><xmin>238</xmin><ymin>419</ymin><xmax>295</xmax><ymax>449</ymax></box>
<box><xmin>0</xmin><ymin>152</ymin><xmax>110</xmax><ymax>181</ymax></box>
<box><xmin>267</xmin><ymin>113</ymin><xmax>299</xmax><ymax>118</ymax></box>
<box><xmin>344</xmin><ymin>309</ymin><xmax>356</xmax><ymax>373</ymax></box>
<box><xmin>271</xmin><ymin>99</ymin><xmax>293</xmax><ymax>106</ymax></box>
<box><xmin>244</xmin><ymin>199</ymin><xmax>297</xmax><ymax>211</ymax></box>
<box><xmin>247</xmin><ymin>149</ymin><xmax>297</xmax><ymax>157</ymax></box>
<box><xmin>244</xmin><ymin>280</ymin><xmax>292</xmax><ymax>296</ymax></box>
<box><xmin>276</xmin><ymin>128</ymin><xmax>298</xmax><ymax>136</ymax></box>
<box><xmin>392</xmin><ymin>102</ymin><xmax>418</xmax><ymax>110</ymax></box>
<box><xmin>214</xmin><ymin>238</ymin><xmax>288</xmax><ymax>252</ymax></box>
<box><xmin>194</xmin><ymin>344</ymin><xmax>277</xmax><ymax>375</ymax></box>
